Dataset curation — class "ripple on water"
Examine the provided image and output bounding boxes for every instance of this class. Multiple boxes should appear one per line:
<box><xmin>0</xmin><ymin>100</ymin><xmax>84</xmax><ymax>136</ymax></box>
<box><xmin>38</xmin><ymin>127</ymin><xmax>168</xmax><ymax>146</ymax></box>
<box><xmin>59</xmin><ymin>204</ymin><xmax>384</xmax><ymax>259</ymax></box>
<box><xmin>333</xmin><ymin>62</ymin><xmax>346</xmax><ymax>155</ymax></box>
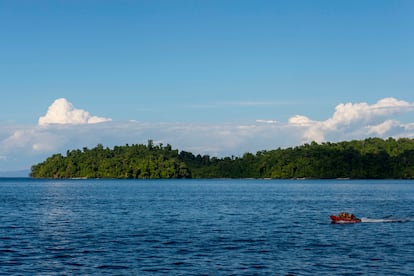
<box><xmin>0</xmin><ymin>179</ymin><xmax>413</xmax><ymax>275</ymax></box>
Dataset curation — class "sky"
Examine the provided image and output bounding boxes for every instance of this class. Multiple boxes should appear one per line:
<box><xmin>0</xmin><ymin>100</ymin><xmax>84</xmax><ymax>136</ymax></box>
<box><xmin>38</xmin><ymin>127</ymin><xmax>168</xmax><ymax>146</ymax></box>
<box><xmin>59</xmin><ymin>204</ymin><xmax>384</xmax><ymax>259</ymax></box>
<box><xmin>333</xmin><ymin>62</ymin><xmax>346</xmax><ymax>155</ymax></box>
<box><xmin>0</xmin><ymin>0</ymin><xmax>413</xmax><ymax>173</ymax></box>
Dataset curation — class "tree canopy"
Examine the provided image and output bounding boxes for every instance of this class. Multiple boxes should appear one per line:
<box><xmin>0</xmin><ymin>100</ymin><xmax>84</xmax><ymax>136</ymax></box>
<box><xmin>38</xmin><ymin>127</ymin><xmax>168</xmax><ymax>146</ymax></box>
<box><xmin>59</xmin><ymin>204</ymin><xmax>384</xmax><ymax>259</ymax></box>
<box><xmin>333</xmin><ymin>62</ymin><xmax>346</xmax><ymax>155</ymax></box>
<box><xmin>30</xmin><ymin>137</ymin><xmax>414</xmax><ymax>179</ymax></box>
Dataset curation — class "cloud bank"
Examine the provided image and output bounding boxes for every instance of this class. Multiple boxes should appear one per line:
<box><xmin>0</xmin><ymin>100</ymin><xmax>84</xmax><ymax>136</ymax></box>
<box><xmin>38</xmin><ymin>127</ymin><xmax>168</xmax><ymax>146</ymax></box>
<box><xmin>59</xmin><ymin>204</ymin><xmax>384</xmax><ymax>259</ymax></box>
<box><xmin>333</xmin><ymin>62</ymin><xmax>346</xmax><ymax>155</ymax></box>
<box><xmin>38</xmin><ymin>98</ymin><xmax>112</xmax><ymax>125</ymax></box>
<box><xmin>294</xmin><ymin>97</ymin><xmax>414</xmax><ymax>143</ymax></box>
<box><xmin>1</xmin><ymin>97</ymin><xmax>414</xmax><ymax>172</ymax></box>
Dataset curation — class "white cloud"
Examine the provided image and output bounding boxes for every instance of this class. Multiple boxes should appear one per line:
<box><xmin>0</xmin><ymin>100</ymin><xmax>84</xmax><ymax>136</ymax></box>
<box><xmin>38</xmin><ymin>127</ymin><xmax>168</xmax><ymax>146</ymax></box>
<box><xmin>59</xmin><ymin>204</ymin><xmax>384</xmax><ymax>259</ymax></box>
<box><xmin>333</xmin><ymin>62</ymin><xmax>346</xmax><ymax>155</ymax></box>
<box><xmin>288</xmin><ymin>115</ymin><xmax>314</xmax><ymax>126</ymax></box>
<box><xmin>38</xmin><ymin>98</ymin><xmax>112</xmax><ymax>125</ymax></box>
<box><xmin>256</xmin><ymin>119</ymin><xmax>278</xmax><ymax>124</ymax></box>
<box><xmin>291</xmin><ymin>97</ymin><xmax>414</xmax><ymax>143</ymax></box>
<box><xmin>367</xmin><ymin>120</ymin><xmax>399</xmax><ymax>136</ymax></box>
<box><xmin>1</xmin><ymin>97</ymin><xmax>414</xmax><ymax>172</ymax></box>
<box><xmin>326</xmin><ymin>97</ymin><xmax>411</xmax><ymax>128</ymax></box>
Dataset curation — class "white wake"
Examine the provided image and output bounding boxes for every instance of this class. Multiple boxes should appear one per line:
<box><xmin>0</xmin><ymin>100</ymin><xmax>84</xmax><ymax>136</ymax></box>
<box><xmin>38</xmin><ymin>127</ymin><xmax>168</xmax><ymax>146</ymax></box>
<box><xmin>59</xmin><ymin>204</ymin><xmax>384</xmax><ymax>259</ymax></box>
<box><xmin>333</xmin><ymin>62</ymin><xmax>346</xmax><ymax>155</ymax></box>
<box><xmin>360</xmin><ymin>217</ymin><xmax>412</xmax><ymax>223</ymax></box>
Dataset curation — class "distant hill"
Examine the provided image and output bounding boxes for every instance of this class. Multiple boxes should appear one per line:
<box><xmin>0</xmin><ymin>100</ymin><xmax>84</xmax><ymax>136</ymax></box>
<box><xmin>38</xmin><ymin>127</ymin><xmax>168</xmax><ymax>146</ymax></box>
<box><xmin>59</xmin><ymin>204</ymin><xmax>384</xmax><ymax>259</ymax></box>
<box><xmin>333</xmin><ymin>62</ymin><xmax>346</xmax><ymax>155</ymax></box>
<box><xmin>0</xmin><ymin>170</ymin><xmax>30</xmax><ymax>177</ymax></box>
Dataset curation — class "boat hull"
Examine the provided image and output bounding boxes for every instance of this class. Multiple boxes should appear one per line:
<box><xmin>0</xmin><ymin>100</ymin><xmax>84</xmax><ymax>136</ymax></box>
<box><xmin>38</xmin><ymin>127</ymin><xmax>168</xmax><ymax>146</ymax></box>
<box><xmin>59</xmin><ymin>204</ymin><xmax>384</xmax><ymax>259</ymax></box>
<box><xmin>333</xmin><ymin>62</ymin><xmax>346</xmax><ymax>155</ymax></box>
<box><xmin>330</xmin><ymin>215</ymin><xmax>361</xmax><ymax>224</ymax></box>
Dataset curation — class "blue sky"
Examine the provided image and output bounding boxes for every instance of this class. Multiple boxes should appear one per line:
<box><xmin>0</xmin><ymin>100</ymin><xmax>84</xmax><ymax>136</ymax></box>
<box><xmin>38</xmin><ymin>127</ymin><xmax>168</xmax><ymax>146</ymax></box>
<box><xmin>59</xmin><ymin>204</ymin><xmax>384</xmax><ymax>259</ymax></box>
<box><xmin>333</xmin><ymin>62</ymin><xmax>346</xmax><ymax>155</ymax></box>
<box><xmin>0</xmin><ymin>1</ymin><xmax>413</xmax><ymax>172</ymax></box>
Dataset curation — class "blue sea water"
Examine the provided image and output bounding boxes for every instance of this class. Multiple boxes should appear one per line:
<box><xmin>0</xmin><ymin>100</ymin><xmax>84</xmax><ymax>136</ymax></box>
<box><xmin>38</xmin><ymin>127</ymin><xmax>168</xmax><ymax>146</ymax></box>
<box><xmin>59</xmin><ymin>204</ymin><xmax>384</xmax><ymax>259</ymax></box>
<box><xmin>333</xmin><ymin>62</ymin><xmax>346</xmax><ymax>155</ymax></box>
<box><xmin>0</xmin><ymin>178</ymin><xmax>413</xmax><ymax>275</ymax></box>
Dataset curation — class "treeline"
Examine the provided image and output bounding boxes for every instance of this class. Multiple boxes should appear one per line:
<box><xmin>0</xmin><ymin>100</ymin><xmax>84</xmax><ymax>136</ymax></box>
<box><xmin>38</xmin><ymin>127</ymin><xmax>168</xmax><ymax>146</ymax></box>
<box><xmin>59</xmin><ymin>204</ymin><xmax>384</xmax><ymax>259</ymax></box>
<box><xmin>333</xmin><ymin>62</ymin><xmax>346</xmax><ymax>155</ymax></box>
<box><xmin>30</xmin><ymin>137</ymin><xmax>414</xmax><ymax>179</ymax></box>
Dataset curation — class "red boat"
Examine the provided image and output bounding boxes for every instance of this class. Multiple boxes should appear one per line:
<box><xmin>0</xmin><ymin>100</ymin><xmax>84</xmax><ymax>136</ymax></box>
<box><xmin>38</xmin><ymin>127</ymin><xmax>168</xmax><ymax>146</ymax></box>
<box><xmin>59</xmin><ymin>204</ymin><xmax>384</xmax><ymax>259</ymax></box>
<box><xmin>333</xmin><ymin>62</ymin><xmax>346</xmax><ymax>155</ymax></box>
<box><xmin>330</xmin><ymin>213</ymin><xmax>361</xmax><ymax>224</ymax></box>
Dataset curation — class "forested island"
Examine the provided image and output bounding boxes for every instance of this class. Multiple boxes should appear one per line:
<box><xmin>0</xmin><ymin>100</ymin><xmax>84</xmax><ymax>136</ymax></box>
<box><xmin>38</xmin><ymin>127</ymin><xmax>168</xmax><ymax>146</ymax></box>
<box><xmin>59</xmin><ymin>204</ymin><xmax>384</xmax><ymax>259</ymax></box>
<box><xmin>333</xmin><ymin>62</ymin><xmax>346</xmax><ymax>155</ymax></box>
<box><xmin>30</xmin><ymin>138</ymin><xmax>414</xmax><ymax>179</ymax></box>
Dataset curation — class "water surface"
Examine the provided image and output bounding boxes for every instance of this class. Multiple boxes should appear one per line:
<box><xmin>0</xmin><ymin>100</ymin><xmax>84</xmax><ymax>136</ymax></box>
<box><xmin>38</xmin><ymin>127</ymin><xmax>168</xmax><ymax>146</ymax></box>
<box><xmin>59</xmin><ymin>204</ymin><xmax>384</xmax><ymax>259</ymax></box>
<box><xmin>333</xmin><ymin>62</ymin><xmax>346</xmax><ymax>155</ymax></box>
<box><xmin>1</xmin><ymin>178</ymin><xmax>413</xmax><ymax>275</ymax></box>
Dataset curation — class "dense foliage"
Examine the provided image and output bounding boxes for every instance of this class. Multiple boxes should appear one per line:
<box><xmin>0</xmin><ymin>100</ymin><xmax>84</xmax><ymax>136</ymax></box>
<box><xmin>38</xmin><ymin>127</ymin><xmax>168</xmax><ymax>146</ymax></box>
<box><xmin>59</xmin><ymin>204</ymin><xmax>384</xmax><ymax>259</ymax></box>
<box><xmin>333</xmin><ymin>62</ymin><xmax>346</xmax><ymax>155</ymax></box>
<box><xmin>30</xmin><ymin>138</ymin><xmax>414</xmax><ymax>179</ymax></box>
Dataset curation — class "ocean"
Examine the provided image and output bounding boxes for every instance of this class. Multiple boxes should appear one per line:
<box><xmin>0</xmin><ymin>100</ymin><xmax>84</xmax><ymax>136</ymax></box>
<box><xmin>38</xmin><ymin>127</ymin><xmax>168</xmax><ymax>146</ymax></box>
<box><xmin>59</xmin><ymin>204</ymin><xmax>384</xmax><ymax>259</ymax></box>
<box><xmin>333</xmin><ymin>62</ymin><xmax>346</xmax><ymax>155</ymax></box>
<box><xmin>1</xmin><ymin>178</ymin><xmax>413</xmax><ymax>275</ymax></box>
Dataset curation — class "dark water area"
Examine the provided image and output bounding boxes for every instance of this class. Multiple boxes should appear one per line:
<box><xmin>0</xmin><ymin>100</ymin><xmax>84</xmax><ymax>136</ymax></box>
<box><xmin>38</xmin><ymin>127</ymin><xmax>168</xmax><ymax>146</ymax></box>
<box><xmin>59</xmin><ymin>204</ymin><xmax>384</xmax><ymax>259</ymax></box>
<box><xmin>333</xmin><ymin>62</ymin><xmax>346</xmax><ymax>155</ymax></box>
<box><xmin>0</xmin><ymin>178</ymin><xmax>413</xmax><ymax>275</ymax></box>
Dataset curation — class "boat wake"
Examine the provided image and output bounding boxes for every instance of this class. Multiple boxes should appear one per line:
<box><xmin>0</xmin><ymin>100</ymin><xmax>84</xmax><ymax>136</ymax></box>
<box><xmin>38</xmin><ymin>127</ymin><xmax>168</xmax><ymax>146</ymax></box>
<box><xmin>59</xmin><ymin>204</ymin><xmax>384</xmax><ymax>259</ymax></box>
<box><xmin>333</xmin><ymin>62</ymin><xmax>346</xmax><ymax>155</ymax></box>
<box><xmin>360</xmin><ymin>217</ymin><xmax>413</xmax><ymax>223</ymax></box>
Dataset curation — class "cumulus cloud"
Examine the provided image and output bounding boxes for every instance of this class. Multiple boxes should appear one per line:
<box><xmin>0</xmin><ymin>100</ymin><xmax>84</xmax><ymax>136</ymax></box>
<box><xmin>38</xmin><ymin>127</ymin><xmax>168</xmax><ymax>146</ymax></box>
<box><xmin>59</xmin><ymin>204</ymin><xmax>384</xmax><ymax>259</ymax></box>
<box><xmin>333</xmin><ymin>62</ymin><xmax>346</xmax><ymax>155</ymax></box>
<box><xmin>288</xmin><ymin>115</ymin><xmax>314</xmax><ymax>126</ymax></box>
<box><xmin>367</xmin><ymin>120</ymin><xmax>399</xmax><ymax>136</ymax></box>
<box><xmin>38</xmin><ymin>98</ymin><xmax>112</xmax><ymax>125</ymax></box>
<box><xmin>290</xmin><ymin>97</ymin><xmax>414</xmax><ymax>143</ymax></box>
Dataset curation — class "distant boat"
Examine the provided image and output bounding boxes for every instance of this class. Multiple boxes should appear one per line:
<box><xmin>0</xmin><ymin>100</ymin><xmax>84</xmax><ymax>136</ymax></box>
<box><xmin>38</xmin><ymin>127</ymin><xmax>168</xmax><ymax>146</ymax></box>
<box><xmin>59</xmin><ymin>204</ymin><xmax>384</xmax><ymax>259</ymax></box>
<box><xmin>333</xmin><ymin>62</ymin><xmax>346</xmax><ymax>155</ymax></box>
<box><xmin>330</xmin><ymin>212</ymin><xmax>361</xmax><ymax>223</ymax></box>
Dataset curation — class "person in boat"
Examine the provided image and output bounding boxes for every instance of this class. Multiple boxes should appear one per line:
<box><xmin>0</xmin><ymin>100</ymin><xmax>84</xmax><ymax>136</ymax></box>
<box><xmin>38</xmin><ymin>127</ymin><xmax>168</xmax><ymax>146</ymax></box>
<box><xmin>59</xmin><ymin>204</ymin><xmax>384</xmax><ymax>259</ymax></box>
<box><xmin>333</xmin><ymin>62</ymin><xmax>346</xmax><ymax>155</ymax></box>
<box><xmin>339</xmin><ymin>212</ymin><xmax>355</xmax><ymax>219</ymax></box>
<box><xmin>331</xmin><ymin>212</ymin><xmax>361</xmax><ymax>223</ymax></box>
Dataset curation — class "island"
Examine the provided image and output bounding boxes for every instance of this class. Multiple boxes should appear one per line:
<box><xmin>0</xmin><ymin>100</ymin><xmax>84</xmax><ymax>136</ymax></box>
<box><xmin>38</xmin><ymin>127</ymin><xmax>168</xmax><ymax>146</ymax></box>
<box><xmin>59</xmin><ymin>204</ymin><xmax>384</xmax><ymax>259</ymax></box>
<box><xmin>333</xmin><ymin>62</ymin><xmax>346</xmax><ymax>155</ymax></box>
<box><xmin>30</xmin><ymin>137</ymin><xmax>414</xmax><ymax>179</ymax></box>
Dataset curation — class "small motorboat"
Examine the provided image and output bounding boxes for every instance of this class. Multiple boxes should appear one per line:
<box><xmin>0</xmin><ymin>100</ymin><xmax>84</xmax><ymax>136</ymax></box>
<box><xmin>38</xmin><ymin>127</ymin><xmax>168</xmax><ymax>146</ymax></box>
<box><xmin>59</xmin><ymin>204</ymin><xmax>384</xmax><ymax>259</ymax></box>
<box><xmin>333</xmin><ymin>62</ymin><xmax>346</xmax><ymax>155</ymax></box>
<box><xmin>330</xmin><ymin>212</ymin><xmax>361</xmax><ymax>223</ymax></box>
